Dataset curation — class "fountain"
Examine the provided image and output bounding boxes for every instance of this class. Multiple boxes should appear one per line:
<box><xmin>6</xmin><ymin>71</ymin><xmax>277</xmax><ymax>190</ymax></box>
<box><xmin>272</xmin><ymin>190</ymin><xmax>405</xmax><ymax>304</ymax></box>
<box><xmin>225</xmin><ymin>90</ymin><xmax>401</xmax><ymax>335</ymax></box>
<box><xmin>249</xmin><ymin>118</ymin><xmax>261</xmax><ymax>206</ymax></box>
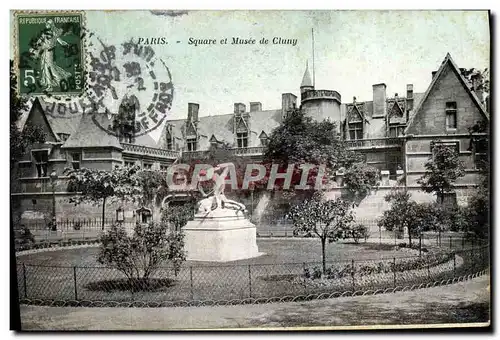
<box><xmin>183</xmin><ymin>163</ymin><xmax>262</xmax><ymax>262</ymax></box>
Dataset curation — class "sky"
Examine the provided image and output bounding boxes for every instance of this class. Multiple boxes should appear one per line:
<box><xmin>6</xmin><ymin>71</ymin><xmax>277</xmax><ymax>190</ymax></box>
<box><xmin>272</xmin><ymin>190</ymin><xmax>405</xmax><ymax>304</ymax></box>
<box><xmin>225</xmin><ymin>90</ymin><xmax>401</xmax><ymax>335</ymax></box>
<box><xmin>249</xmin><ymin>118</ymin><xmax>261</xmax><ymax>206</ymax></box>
<box><xmin>11</xmin><ymin>10</ymin><xmax>490</xmax><ymax>139</ymax></box>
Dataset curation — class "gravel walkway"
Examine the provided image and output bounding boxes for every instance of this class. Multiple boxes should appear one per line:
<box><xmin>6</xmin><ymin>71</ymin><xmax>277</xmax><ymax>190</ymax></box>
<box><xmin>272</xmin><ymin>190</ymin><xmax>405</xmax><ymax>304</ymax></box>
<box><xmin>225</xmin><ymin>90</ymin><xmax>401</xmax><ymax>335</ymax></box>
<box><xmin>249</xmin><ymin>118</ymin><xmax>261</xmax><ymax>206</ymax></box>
<box><xmin>18</xmin><ymin>275</ymin><xmax>490</xmax><ymax>331</ymax></box>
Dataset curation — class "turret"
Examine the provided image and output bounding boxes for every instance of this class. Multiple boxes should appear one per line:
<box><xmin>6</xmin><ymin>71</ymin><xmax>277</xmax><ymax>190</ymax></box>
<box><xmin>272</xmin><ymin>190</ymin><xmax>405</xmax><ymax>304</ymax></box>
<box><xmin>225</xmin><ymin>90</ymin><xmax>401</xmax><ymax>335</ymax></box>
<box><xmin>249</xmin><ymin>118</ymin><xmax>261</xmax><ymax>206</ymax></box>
<box><xmin>300</xmin><ymin>61</ymin><xmax>314</xmax><ymax>98</ymax></box>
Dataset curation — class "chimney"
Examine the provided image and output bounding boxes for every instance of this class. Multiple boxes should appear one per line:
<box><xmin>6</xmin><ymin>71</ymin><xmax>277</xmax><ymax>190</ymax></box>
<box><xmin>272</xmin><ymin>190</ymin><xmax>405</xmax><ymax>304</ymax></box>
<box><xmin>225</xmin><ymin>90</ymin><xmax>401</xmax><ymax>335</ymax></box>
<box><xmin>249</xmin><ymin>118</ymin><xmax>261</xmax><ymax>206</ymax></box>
<box><xmin>234</xmin><ymin>103</ymin><xmax>246</xmax><ymax>115</ymax></box>
<box><xmin>372</xmin><ymin>83</ymin><xmax>387</xmax><ymax>118</ymax></box>
<box><xmin>187</xmin><ymin>103</ymin><xmax>199</xmax><ymax>122</ymax></box>
<box><xmin>249</xmin><ymin>102</ymin><xmax>262</xmax><ymax>112</ymax></box>
<box><xmin>406</xmin><ymin>84</ymin><xmax>414</xmax><ymax>115</ymax></box>
<box><xmin>281</xmin><ymin>93</ymin><xmax>297</xmax><ymax>117</ymax></box>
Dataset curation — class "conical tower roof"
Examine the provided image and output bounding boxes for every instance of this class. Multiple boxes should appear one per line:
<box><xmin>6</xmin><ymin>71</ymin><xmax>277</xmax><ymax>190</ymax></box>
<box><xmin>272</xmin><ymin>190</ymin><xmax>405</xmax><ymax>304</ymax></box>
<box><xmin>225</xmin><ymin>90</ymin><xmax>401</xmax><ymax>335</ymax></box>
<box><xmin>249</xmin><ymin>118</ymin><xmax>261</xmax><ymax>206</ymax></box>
<box><xmin>300</xmin><ymin>61</ymin><xmax>313</xmax><ymax>88</ymax></box>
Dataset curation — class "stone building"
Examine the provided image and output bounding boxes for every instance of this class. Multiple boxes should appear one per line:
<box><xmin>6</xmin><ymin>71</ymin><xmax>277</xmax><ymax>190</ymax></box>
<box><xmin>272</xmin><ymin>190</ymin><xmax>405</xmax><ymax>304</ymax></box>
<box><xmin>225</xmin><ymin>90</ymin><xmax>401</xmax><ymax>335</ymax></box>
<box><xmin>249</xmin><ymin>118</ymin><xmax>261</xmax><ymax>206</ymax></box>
<box><xmin>11</xmin><ymin>53</ymin><xmax>489</xmax><ymax>224</ymax></box>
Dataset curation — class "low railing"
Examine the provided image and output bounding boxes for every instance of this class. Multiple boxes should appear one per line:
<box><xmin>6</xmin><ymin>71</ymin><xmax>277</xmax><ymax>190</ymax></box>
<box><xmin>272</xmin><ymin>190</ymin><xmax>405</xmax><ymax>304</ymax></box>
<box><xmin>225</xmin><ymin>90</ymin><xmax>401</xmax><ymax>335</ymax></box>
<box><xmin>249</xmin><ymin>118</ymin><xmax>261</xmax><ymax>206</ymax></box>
<box><xmin>346</xmin><ymin>138</ymin><xmax>403</xmax><ymax>149</ymax></box>
<box><xmin>302</xmin><ymin>89</ymin><xmax>341</xmax><ymax>102</ymax></box>
<box><xmin>15</xmin><ymin>244</ymin><xmax>489</xmax><ymax>307</ymax></box>
<box><xmin>121</xmin><ymin>143</ymin><xmax>179</xmax><ymax>159</ymax></box>
<box><xmin>182</xmin><ymin>146</ymin><xmax>265</xmax><ymax>160</ymax></box>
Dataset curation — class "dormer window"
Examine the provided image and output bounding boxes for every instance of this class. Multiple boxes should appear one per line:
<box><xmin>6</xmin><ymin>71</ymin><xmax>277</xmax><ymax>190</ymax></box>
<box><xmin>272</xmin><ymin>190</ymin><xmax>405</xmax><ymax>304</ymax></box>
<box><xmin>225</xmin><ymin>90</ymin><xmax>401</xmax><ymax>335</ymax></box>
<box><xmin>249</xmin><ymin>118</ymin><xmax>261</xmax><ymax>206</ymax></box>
<box><xmin>237</xmin><ymin>132</ymin><xmax>248</xmax><ymax>148</ymax></box>
<box><xmin>389</xmin><ymin>125</ymin><xmax>405</xmax><ymax>137</ymax></box>
<box><xmin>348</xmin><ymin>122</ymin><xmax>363</xmax><ymax>140</ymax></box>
<box><xmin>187</xmin><ymin>137</ymin><xmax>197</xmax><ymax>151</ymax></box>
<box><xmin>58</xmin><ymin>133</ymin><xmax>70</xmax><ymax>142</ymax></box>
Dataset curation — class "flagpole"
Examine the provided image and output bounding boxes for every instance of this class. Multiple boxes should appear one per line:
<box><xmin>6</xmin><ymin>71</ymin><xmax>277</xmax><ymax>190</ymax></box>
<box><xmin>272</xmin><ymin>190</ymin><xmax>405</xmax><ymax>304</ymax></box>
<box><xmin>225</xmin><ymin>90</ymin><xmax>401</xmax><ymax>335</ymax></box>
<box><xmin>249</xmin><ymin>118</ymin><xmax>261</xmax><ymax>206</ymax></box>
<box><xmin>312</xmin><ymin>28</ymin><xmax>315</xmax><ymax>87</ymax></box>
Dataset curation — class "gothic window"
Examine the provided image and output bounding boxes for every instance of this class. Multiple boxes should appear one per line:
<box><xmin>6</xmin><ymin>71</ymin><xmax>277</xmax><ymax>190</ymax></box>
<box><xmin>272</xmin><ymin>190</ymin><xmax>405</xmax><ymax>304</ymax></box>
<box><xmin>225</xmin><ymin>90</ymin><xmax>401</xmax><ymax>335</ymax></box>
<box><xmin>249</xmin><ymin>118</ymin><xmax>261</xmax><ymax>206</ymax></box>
<box><xmin>187</xmin><ymin>138</ymin><xmax>197</xmax><ymax>151</ymax></box>
<box><xmin>32</xmin><ymin>150</ymin><xmax>48</xmax><ymax>177</ymax></box>
<box><xmin>348</xmin><ymin>122</ymin><xmax>363</xmax><ymax>140</ymax></box>
<box><xmin>446</xmin><ymin>102</ymin><xmax>457</xmax><ymax>129</ymax></box>
<box><xmin>237</xmin><ymin>132</ymin><xmax>248</xmax><ymax>148</ymax></box>
<box><xmin>71</xmin><ymin>153</ymin><xmax>81</xmax><ymax>170</ymax></box>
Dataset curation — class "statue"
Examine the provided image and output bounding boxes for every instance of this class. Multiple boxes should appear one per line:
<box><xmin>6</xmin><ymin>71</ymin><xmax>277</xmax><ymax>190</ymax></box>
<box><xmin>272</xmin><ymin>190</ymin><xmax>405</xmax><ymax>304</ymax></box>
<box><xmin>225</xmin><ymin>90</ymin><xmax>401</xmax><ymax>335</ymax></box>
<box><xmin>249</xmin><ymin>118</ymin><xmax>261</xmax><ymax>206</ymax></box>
<box><xmin>196</xmin><ymin>162</ymin><xmax>246</xmax><ymax>215</ymax></box>
<box><xmin>184</xmin><ymin>162</ymin><xmax>261</xmax><ymax>261</ymax></box>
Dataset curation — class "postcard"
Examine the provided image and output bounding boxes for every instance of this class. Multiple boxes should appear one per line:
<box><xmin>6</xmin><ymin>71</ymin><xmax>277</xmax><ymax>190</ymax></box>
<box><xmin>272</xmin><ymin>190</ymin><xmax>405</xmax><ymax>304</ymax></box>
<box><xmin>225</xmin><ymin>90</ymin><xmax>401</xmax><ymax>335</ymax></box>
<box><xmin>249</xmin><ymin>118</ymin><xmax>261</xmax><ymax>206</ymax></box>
<box><xmin>10</xmin><ymin>9</ymin><xmax>491</xmax><ymax>331</ymax></box>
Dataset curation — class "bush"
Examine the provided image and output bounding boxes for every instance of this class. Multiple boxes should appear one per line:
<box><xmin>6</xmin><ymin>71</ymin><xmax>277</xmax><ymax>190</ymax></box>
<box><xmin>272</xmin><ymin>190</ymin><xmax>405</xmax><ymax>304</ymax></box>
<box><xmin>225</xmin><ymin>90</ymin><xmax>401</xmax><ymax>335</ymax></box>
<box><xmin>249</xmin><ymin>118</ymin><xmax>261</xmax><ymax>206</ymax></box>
<box><xmin>19</xmin><ymin>226</ymin><xmax>35</xmax><ymax>247</ymax></box>
<box><xmin>97</xmin><ymin>221</ymin><xmax>186</xmax><ymax>285</ymax></box>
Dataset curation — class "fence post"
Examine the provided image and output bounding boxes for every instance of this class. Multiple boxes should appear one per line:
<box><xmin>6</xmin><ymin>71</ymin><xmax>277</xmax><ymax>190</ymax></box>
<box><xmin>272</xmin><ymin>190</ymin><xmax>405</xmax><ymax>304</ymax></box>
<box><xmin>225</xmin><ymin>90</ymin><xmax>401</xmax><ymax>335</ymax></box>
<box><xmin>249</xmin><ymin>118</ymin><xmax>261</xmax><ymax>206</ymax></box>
<box><xmin>449</xmin><ymin>236</ymin><xmax>452</xmax><ymax>249</ymax></box>
<box><xmin>73</xmin><ymin>266</ymin><xmax>78</xmax><ymax>300</ymax></box>
<box><xmin>427</xmin><ymin>262</ymin><xmax>431</xmax><ymax>280</ymax></box>
<box><xmin>419</xmin><ymin>234</ymin><xmax>422</xmax><ymax>257</ymax></box>
<box><xmin>189</xmin><ymin>266</ymin><xmax>194</xmax><ymax>300</ymax></box>
<box><xmin>22</xmin><ymin>263</ymin><xmax>27</xmax><ymax>299</ymax></box>
<box><xmin>453</xmin><ymin>253</ymin><xmax>456</xmax><ymax>277</ymax></box>
<box><xmin>351</xmin><ymin>259</ymin><xmax>355</xmax><ymax>292</ymax></box>
<box><xmin>248</xmin><ymin>265</ymin><xmax>252</xmax><ymax>298</ymax></box>
<box><xmin>462</xmin><ymin>236</ymin><xmax>465</xmax><ymax>248</ymax></box>
<box><xmin>393</xmin><ymin>257</ymin><xmax>396</xmax><ymax>288</ymax></box>
<box><xmin>302</xmin><ymin>262</ymin><xmax>307</xmax><ymax>294</ymax></box>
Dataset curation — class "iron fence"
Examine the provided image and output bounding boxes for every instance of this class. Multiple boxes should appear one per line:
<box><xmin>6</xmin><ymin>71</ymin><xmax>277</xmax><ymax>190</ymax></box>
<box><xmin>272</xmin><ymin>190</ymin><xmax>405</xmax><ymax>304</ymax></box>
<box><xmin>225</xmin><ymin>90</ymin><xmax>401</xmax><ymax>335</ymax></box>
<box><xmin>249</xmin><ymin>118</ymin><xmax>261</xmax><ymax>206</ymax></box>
<box><xmin>16</xmin><ymin>244</ymin><xmax>489</xmax><ymax>306</ymax></box>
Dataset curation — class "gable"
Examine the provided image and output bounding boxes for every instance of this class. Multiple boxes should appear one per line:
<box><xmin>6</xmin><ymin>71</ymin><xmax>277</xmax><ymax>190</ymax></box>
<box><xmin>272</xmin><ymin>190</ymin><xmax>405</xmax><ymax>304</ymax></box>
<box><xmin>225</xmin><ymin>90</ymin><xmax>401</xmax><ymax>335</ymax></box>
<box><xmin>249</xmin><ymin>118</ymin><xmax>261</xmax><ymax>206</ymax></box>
<box><xmin>258</xmin><ymin>131</ymin><xmax>268</xmax><ymax>139</ymax></box>
<box><xmin>185</xmin><ymin>121</ymin><xmax>197</xmax><ymax>138</ymax></box>
<box><xmin>347</xmin><ymin>105</ymin><xmax>363</xmax><ymax>123</ymax></box>
<box><xmin>24</xmin><ymin>100</ymin><xmax>58</xmax><ymax>142</ymax></box>
<box><xmin>235</xmin><ymin>116</ymin><xmax>249</xmax><ymax>133</ymax></box>
<box><xmin>406</xmin><ymin>61</ymin><xmax>486</xmax><ymax>135</ymax></box>
<box><xmin>388</xmin><ymin>100</ymin><xmax>404</xmax><ymax>118</ymax></box>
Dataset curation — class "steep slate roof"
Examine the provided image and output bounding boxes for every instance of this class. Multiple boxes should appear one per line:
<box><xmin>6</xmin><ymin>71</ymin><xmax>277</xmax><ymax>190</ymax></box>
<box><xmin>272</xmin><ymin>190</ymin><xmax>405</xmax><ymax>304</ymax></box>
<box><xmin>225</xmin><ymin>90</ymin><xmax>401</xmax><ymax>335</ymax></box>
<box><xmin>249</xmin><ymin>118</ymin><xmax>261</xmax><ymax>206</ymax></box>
<box><xmin>61</xmin><ymin>112</ymin><xmax>122</xmax><ymax>149</ymax></box>
<box><xmin>300</xmin><ymin>62</ymin><xmax>313</xmax><ymax>88</ymax></box>
<box><xmin>405</xmin><ymin>53</ymin><xmax>489</xmax><ymax>135</ymax></box>
<box><xmin>159</xmin><ymin>109</ymin><xmax>283</xmax><ymax>150</ymax></box>
<box><xmin>25</xmin><ymin>97</ymin><xmax>158</xmax><ymax>147</ymax></box>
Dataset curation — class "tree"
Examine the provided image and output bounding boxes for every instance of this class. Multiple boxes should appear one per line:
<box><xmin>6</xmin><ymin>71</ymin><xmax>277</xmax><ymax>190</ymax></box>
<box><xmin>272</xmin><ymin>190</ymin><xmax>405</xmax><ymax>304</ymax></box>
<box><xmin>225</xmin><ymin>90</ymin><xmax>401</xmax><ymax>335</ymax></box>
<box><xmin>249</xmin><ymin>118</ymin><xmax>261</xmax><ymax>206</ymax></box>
<box><xmin>162</xmin><ymin>203</ymin><xmax>195</xmax><ymax>231</ymax></box>
<box><xmin>343</xmin><ymin>163</ymin><xmax>380</xmax><ymax>204</ymax></box>
<box><xmin>66</xmin><ymin>165</ymin><xmax>141</xmax><ymax>229</ymax></box>
<box><xmin>287</xmin><ymin>192</ymin><xmax>354</xmax><ymax>273</ymax></box>
<box><xmin>10</xmin><ymin>60</ymin><xmax>46</xmax><ymax>171</ymax></box>
<box><xmin>132</xmin><ymin>168</ymin><xmax>169</xmax><ymax>221</ymax></box>
<box><xmin>264</xmin><ymin>108</ymin><xmax>362</xmax><ymax>174</ymax></box>
<box><xmin>418</xmin><ymin>143</ymin><xmax>465</xmax><ymax>205</ymax></box>
<box><xmin>460</xmin><ymin>67</ymin><xmax>490</xmax><ymax>99</ymax></box>
<box><xmin>98</xmin><ymin>221</ymin><xmax>186</xmax><ymax>286</ymax></box>
<box><xmin>378</xmin><ymin>190</ymin><xmax>420</xmax><ymax>247</ymax></box>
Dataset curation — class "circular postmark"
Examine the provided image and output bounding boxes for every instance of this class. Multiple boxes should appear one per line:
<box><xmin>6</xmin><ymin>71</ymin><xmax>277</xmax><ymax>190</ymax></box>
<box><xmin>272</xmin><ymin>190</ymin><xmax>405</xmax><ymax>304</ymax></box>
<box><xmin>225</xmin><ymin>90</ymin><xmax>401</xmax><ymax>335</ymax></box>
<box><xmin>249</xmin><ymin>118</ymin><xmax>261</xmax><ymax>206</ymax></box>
<box><xmin>87</xmin><ymin>37</ymin><xmax>174</xmax><ymax>137</ymax></box>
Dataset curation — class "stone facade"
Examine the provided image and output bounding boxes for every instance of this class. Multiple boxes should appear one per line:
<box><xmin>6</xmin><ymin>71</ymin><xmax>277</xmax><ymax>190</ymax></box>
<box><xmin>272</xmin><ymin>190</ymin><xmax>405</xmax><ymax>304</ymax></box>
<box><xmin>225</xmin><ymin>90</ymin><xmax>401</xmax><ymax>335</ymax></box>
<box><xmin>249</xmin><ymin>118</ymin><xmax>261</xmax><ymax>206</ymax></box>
<box><xmin>11</xmin><ymin>53</ymin><xmax>489</xmax><ymax>223</ymax></box>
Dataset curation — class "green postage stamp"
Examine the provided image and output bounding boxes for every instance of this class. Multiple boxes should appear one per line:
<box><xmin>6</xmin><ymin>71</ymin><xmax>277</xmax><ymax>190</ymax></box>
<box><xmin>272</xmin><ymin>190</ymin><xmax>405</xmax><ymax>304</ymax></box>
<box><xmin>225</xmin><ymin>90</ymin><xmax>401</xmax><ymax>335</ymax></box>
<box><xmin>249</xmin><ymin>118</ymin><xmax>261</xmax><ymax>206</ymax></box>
<box><xmin>15</xmin><ymin>12</ymin><xmax>84</xmax><ymax>95</ymax></box>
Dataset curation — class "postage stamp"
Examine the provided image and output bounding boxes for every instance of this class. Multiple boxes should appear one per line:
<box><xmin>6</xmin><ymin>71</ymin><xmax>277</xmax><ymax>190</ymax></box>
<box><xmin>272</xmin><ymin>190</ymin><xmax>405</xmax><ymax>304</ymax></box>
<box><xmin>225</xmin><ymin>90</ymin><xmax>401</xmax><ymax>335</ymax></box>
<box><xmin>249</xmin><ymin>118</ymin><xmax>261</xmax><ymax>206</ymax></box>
<box><xmin>15</xmin><ymin>12</ymin><xmax>85</xmax><ymax>95</ymax></box>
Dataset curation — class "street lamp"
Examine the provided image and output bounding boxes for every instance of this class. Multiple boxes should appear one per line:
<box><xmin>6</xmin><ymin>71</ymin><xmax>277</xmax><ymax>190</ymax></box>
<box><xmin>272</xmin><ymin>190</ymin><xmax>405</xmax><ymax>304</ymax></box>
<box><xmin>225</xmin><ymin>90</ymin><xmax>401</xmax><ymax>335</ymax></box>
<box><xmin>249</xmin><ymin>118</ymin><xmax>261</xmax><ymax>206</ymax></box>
<box><xmin>49</xmin><ymin>170</ymin><xmax>58</xmax><ymax>231</ymax></box>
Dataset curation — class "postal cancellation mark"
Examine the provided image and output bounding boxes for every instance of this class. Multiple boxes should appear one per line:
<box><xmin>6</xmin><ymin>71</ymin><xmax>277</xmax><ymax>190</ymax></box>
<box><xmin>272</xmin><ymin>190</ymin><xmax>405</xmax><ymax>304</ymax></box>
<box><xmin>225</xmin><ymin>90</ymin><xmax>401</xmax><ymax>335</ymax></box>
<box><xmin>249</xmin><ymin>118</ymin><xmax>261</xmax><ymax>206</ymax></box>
<box><xmin>16</xmin><ymin>12</ymin><xmax>85</xmax><ymax>95</ymax></box>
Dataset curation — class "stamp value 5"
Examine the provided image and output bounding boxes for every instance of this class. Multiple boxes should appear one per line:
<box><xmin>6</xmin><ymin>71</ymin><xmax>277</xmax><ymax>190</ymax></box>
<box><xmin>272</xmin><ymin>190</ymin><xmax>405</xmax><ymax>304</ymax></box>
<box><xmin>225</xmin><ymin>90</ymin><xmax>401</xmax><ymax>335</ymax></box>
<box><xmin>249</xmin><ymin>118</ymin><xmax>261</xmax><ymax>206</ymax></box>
<box><xmin>16</xmin><ymin>12</ymin><xmax>84</xmax><ymax>95</ymax></box>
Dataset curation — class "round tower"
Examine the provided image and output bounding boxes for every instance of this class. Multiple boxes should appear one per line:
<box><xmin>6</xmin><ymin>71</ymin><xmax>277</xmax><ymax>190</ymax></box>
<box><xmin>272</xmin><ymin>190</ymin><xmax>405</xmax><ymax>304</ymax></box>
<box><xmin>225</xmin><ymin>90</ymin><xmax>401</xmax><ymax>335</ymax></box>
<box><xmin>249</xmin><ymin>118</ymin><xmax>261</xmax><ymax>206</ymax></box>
<box><xmin>299</xmin><ymin>62</ymin><xmax>342</xmax><ymax>131</ymax></box>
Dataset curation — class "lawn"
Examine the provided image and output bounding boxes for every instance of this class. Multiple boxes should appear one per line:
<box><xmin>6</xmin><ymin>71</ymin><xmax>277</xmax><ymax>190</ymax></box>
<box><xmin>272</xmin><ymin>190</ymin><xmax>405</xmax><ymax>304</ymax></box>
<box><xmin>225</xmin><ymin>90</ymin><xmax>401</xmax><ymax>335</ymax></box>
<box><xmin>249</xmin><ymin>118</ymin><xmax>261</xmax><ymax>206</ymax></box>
<box><xmin>16</xmin><ymin>239</ymin><xmax>484</xmax><ymax>304</ymax></box>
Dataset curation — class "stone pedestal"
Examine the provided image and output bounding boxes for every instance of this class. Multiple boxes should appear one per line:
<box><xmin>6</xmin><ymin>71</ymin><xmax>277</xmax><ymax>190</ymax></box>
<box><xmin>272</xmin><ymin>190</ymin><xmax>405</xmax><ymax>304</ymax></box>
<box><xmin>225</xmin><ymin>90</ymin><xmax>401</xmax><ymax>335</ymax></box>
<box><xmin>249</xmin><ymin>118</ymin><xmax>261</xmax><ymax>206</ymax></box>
<box><xmin>184</xmin><ymin>208</ymin><xmax>262</xmax><ymax>262</ymax></box>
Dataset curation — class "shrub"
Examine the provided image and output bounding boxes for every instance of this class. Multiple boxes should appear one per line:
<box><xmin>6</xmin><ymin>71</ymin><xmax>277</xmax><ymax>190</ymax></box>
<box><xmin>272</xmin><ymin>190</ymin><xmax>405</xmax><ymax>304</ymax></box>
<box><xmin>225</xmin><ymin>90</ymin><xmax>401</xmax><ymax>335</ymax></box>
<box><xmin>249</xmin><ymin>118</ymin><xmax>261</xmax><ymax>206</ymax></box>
<box><xmin>97</xmin><ymin>221</ymin><xmax>186</xmax><ymax>285</ymax></box>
